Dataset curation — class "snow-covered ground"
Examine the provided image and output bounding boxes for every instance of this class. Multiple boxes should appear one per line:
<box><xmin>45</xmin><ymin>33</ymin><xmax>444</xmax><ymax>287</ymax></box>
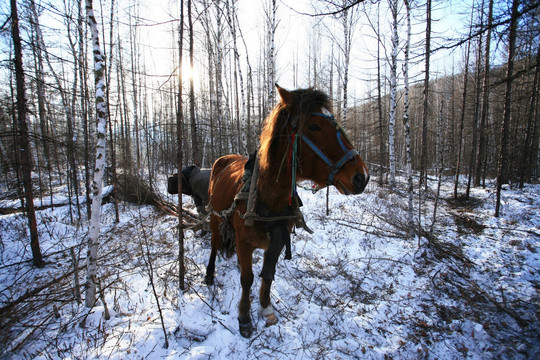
<box><xmin>1</xmin><ymin>176</ymin><xmax>539</xmax><ymax>359</ymax></box>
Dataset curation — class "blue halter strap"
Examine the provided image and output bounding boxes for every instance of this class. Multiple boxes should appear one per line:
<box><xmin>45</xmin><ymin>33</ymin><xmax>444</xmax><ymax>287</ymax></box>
<box><xmin>301</xmin><ymin>112</ymin><xmax>359</xmax><ymax>185</ymax></box>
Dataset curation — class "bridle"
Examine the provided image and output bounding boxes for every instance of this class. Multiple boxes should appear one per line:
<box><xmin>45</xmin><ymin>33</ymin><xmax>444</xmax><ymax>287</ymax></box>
<box><xmin>300</xmin><ymin>112</ymin><xmax>359</xmax><ymax>185</ymax></box>
<box><xmin>283</xmin><ymin>110</ymin><xmax>358</xmax><ymax>205</ymax></box>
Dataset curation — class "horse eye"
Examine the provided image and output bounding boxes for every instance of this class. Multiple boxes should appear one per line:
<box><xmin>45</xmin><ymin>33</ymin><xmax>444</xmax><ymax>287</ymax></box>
<box><xmin>308</xmin><ymin>123</ymin><xmax>321</xmax><ymax>131</ymax></box>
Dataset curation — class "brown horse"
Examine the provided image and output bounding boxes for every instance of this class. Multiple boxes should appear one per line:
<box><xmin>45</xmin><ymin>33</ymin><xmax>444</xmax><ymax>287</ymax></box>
<box><xmin>205</xmin><ymin>85</ymin><xmax>369</xmax><ymax>337</ymax></box>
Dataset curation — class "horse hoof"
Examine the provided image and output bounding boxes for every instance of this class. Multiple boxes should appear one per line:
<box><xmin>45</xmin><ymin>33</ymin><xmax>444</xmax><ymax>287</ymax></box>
<box><xmin>238</xmin><ymin>319</ymin><xmax>253</xmax><ymax>338</ymax></box>
<box><xmin>204</xmin><ymin>274</ymin><xmax>214</xmax><ymax>286</ymax></box>
<box><xmin>259</xmin><ymin>305</ymin><xmax>278</xmax><ymax>327</ymax></box>
<box><xmin>263</xmin><ymin>312</ymin><xmax>278</xmax><ymax>327</ymax></box>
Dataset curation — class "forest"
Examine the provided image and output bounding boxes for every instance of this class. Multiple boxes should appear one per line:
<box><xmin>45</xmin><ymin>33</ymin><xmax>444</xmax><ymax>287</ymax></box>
<box><xmin>0</xmin><ymin>0</ymin><xmax>539</xmax><ymax>359</ymax></box>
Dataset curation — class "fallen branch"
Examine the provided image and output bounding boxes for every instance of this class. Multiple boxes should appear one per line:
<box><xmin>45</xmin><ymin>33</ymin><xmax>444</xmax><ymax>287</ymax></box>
<box><xmin>446</xmin><ymin>265</ymin><xmax>530</xmax><ymax>328</ymax></box>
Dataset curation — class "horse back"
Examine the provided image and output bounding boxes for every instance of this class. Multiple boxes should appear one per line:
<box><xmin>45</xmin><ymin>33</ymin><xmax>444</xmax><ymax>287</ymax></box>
<box><xmin>209</xmin><ymin>154</ymin><xmax>247</xmax><ymax>211</ymax></box>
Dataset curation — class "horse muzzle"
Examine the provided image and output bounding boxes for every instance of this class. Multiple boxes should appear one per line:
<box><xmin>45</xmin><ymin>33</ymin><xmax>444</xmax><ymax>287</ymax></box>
<box><xmin>336</xmin><ymin>172</ymin><xmax>369</xmax><ymax>195</ymax></box>
<box><xmin>352</xmin><ymin>172</ymin><xmax>369</xmax><ymax>194</ymax></box>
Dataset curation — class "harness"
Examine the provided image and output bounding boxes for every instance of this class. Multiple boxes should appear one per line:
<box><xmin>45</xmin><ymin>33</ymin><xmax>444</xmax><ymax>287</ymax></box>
<box><xmin>208</xmin><ymin>110</ymin><xmax>356</xmax><ymax>282</ymax></box>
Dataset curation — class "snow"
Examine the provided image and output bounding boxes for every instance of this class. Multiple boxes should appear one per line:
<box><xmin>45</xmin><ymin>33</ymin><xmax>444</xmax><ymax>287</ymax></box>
<box><xmin>1</xmin><ymin>176</ymin><xmax>539</xmax><ymax>359</ymax></box>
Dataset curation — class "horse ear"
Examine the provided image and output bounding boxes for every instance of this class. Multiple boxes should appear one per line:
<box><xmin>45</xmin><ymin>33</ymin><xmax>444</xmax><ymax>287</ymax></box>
<box><xmin>276</xmin><ymin>84</ymin><xmax>294</xmax><ymax>105</ymax></box>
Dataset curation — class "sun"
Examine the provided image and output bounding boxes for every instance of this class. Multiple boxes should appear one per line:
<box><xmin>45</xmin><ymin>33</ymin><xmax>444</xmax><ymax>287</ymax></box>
<box><xmin>181</xmin><ymin>63</ymin><xmax>198</xmax><ymax>82</ymax></box>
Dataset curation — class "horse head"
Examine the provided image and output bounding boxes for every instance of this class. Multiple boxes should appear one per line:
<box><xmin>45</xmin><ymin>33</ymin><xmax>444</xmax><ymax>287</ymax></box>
<box><xmin>266</xmin><ymin>84</ymin><xmax>369</xmax><ymax>195</ymax></box>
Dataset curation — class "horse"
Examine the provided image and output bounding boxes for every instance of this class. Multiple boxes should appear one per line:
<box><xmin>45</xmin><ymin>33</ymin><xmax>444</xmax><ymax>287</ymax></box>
<box><xmin>167</xmin><ymin>166</ymin><xmax>211</xmax><ymax>216</ymax></box>
<box><xmin>205</xmin><ymin>85</ymin><xmax>369</xmax><ymax>337</ymax></box>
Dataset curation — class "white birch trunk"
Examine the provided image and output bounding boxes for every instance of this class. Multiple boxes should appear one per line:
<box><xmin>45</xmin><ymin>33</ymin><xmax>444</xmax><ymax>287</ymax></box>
<box><xmin>85</xmin><ymin>0</ymin><xmax>108</xmax><ymax>308</ymax></box>
<box><xmin>341</xmin><ymin>3</ymin><xmax>350</xmax><ymax>128</ymax></box>
<box><xmin>266</xmin><ymin>0</ymin><xmax>276</xmax><ymax>107</ymax></box>
<box><xmin>403</xmin><ymin>0</ymin><xmax>414</xmax><ymax>239</ymax></box>
<box><xmin>388</xmin><ymin>0</ymin><xmax>399</xmax><ymax>189</ymax></box>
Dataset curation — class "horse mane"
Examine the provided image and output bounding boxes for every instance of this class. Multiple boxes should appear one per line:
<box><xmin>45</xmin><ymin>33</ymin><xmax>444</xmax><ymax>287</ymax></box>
<box><xmin>258</xmin><ymin>88</ymin><xmax>331</xmax><ymax>173</ymax></box>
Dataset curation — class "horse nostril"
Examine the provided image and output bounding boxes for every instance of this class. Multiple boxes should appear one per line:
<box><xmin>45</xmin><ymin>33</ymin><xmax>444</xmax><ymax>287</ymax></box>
<box><xmin>353</xmin><ymin>173</ymin><xmax>368</xmax><ymax>193</ymax></box>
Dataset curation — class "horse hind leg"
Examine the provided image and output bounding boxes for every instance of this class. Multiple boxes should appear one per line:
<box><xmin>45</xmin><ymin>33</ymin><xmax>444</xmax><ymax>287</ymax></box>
<box><xmin>205</xmin><ymin>217</ymin><xmax>221</xmax><ymax>285</ymax></box>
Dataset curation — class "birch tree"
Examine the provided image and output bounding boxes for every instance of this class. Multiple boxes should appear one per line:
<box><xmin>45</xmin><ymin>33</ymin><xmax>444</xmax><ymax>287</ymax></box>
<box><xmin>338</xmin><ymin>1</ymin><xmax>355</xmax><ymax>127</ymax></box>
<box><xmin>388</xmin><ymin>0</ymin><xmax>399</xmax><ymax>189</ymax></box>
<box><xmin>264</xmin><ymin>0</ymin><xmax>277</xmax><ymax>111</ymax></box>
<box><xmin>403</xmin><ymin>0</ymin><xmax>414</xmax><ymax>239</ymax></box>
<box><xmin>376</xmin><ymin>3</ymin><xmax>385</xmax><ymax>186</ymax></box>
<box><xmin>85</xmin><ymin>0</ymin><xmax>109</xmax><ymax>308</ymax></box>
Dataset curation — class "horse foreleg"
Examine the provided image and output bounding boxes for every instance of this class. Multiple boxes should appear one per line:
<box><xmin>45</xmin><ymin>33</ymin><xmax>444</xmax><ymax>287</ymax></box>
<box><xmin>237</xmin><ymin>244</ymin><xmax>254</xmax><ymax>338</ymax></box>
<box><xmin>259</xmin><ymin>279</ymin><xmax>278</xmax><ymax>326</ymax></box>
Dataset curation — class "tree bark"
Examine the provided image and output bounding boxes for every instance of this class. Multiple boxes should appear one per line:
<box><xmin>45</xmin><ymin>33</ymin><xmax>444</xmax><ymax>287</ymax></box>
<box><xmin>188</xmin><ymin>0</ymin><xmax>199</xmax><ymax>165</ymax></box>
<box><xmin>29</xmin><ymin>0</ymin><xmax>53</xmax><ymax>207</ymax></box>
<box><xmin>376</xmin><ymin>2</ymin><xmax>385</xmax><ymax>186</ymax></box>
<box><xmin>466</xmin><ymin>0</ymin><xmax>485</xmax><ymax>197</ymax></box>
<box><xmin>85</xmin><ymin>0</ymin><xmax>109</xmax><ymax>307</ymax></box>
<box><xmin>388</xmin><ymin>0</ymin><xmax>399</xmax><ymax>189</ymax></box>
<box><xmin>475</xmin><ymin>0</ymin><xmax>494</xmax><ymax>187</ymax></box>
<box><xmin>177</xmin><ymin>0</ymin><xmax>186</xmax><ymax>291</ymax></box>
<box><xmin>419</xmin><ymin>0</ymin><xmax>431</xmax><ymax>189</ymax></box>
<box><xmin>495</xmin><ymin>0</ymin><xmax>519</xmax><ymax>217</ymax></box>
<box><xmin>404</xmin><ymin>0</ymin><xmax>414</xmax><ymax>239</ymax></box>
<box><xmin>453</xmin><ymin>6</ymin><xmax>475</xmax><ymax>199</ymax></box>
<box><xmin>519</xmin><ymin>35</ymin><xmax>540</xmax><ymax>186</ymax></box>
<box><xmin>11</xmin><ymin>0</ymin><xmax>45</xmax><ymax>268</ymax></box>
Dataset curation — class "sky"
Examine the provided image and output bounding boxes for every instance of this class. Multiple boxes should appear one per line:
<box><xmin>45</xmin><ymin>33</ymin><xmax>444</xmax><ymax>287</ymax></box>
<box><xmin>102</xmin><ymin>0</ymin><xmax>475</xmax><ymax>101</ymax></box>
<box><xmin>0</xmin><ymin>0</ymin><xmax>475</xmax><ymax>102</ymax></box>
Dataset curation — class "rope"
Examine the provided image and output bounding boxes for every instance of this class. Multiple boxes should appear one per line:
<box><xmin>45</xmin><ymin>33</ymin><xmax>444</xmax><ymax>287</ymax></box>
<box><xmin>288</xmin><ymin>133</ymin><xmax>300</xmax><ymax>206</ymax></box>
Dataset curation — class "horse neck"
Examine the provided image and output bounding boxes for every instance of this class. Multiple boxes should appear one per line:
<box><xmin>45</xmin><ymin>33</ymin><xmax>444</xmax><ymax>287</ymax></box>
<box><xmin>257</xmin><ymin>143</ymin><xmax>292</xmax><ymax>214</ymax></box>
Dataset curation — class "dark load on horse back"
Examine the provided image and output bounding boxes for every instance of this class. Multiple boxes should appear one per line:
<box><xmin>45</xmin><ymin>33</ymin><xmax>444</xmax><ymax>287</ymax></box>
<box><xmin>205</xmin><ymin>84</ymin><xmax>369</xmax><ymax>338</ymax></box>
<box><xmin>167</xmin><ymin>166</ymin><xmax>211</xmax><ymax>217</ymax></box>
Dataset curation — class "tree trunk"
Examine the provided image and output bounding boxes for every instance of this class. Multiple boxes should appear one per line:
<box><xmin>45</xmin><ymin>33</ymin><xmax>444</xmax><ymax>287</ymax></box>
<box><xmin>78</xmin><ymin>0</ymin><xmax>92</xmax><ymax>217</ymax></box>
<box><xmin>341</xmin><ymin>4</ymin><xmax>351</xmax><ymax>128</ymax></box>
<box><xmin>404</xmin><ymin>0</ymin><xmax>414</xmax><ymax>239</ymax></box>
<box><xmin>453</xmin><ymin>6</ymin><xmax>475</xmax><ymax>199</ymax></box>
<box><xmin>495</xmin><ymin>0</ymin><xmax>519</xmax><ymax>217</ymax></box>
<box><xmin>29</xmin><ymin>0</ymin><xmax>53</xmax><ymax>207</ymax></box>
<box><xmin>188</xmin><ymin>0</ymin><xmax>199</xmax><ymax>165</ymax></box>
<box><xmin>129</xmin><ymin>10</ymin><xmax>140</xmax><ymax>170</ymax></box>
<box><xmin>266</xmin><ymin>0</ymin><xmax>277</xmax><ymax>109</ymax></box>
<box><xmin>519</xmin><ymin>37</ymin><xmax>540</xmax><ymax>186</ymax></box>
<box><xmin>227</xmin><ymin>0</ymin><xmax>247</xmax><ymax>155</ymax></box>
<box><xmin>419</xmin><ymin>0</ymin><xmax>431</xmax><ymax>189</ymax></box>
<box><xmin>388</xmin><ymin>0</ymin><xmax>399</xmax><ymax>189</ymax></box>
<box><xmin>177</xmin><ymin>0</ymin><xmax>186</xmax><ymax>291</ymax></box>
<box><xmin>11</xmin><ymin>0</ymin><xmax>45</xmax><ymax>268</ymax></box>
<box><xmin>85</xmin><ymin>0</ymin><xmax>109</xmax><ymax>307</ymax></box>
<box><xmin>475</xmin><ymin>0</ymin><xmax>493</xmax><ymax>187</ymax></box>
<box><xmin>376</xmin><ymin>2</ymin><xmax>385</xmax><ymax>186</ymax></box>
<box><xmin>466</xmin><ymin>2</ymin><xmax>485</xmax><ymax>197</ymax></box>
